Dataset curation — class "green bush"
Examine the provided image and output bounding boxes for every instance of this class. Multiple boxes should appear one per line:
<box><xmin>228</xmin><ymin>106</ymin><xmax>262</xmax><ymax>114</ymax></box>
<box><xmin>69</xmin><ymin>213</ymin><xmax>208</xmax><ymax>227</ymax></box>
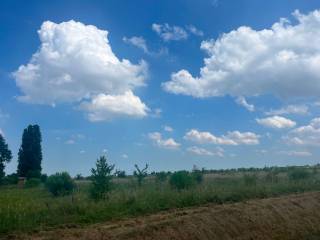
<box><xmin>192</xmin><ymin>170</ymin><xmax>204</xmax><ymax>184</ymax></box>
<box><xmin>25</xmin><ymin>178</ymin><xmax>41</xmax><ymax>188</ymax></box>
<box><xmin>288</xmin><ymin>168</ymin><xmax>310</xmax><ymax>182</ymax></box>
<box><xmin>90</xmin><ymin>156</ymin><xmax>115</xmax><ymax>200</ymax></box>
<box><xmin>155</xmin><ymin>171</ymin><xmax>167</xmax><ymax>183</ymax></box>
<box><xmin>40</xmin><ymin>174</ymin><xmax>48</xmax><ymax>183</ymax></box>
<box><xmin>45</xmin><ymin>172</ymin><xmax>75</xmax><ymax>196</ymax></box>
<box><xmin>169</xmin><ymin>171</ymin><xmax>194</xmax><ymax>190</ymax></box>
<box><xmin>3</xmin><ymin>173</ymin><xmax>18</xmax><ymax>185</ymax></box>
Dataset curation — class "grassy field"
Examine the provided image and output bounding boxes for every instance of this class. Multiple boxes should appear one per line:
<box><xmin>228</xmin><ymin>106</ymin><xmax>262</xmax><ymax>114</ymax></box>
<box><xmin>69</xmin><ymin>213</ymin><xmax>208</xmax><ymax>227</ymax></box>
<box><xmin>1</xmin><ymin>166</ymin><xmax>320</xmax><ymax>236</ymax></box>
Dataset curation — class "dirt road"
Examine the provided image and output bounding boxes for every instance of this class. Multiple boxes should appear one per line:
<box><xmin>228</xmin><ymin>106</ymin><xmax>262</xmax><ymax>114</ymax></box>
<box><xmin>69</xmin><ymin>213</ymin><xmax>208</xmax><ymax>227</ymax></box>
<box><xmin>6</xmin><ymin>191</ymin><xmax>320</xmax><ymax>240</ymax></box>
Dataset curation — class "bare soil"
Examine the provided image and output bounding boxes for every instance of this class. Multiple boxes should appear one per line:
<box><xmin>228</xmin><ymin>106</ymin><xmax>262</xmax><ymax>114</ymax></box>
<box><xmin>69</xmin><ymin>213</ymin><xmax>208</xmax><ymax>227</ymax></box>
<box><xmin>5</xmin><ymin>191</ymin><xmax>320</xmax><ymax>240</ymax></box>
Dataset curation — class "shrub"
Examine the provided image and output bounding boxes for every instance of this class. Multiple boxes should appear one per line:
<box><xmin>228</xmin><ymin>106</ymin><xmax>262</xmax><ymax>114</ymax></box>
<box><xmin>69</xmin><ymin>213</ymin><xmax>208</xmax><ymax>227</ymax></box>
<box><xmin>45</xmin><ymin>172</ymin><xmax>75</xmax><ymax>196</ymax></box>
<box><xmin>134</xmin><ymin>164</ymin><xmax>148</xmax><ymax>186</ymax></box>
<box><xmin>25</xmin><ymin>178</ymin><xmax>41</xmax><ymax>188</ymax></box>
<box><xmin>3</xmin><ymin>173</ymin><xmax>18</xmax><ymax>185</ymax></box>
<box><xmin>155</xmin><ymin>171</ymin><xmax>167</xmax><ymax>183</ymax></box>
<box><xmin>169</xmin><ymin>171</ymin><xmax>194</xmax><ymax>190</ymax></box>
<box><xmin>90</xmin><ymin>156</ymin><xmax>115</xmax><ymax>200</ymax></box>
<box><xmin>192</xmin><ymin>170</ymin><xmax>204</xmax><ymax>184</ymax></box>
<box><xmin>243</xmin><ymin>174</ymin><xmax>257</xmax><ymax>186</ymax></box>
<box><xmin>288</xmin><ymin>168</ymin><xmax>310</xmax><ymax>182</ymax></box>
<box><xmin>26</xmin><ymin>170</ymin><xmax>41</xmax><ymax>179</ymax></box>
<box><xmin>40</xmin><ymin>174</ymin><xmax>48</xmax><ymax>183</ymax></box>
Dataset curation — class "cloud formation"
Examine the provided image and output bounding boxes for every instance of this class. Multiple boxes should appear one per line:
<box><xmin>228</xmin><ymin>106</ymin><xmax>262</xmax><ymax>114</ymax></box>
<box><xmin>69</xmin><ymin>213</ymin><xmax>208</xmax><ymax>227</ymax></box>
<box><xmin>285</xmin><ymin>117</ymin><xmax>320</xmax><ymax>146</ymax></box>
<box><xmin>235</xmin><ymin>96</ymin><xmax>255</xmax><ymax>112</ymax></box>
<box><xmin>149</xmin><ymin>132</ymin><xmax>180</xmax><ymax>149</ymax></box>
<box><xmin>162</xmin><ymin>9</ymin><xmax>320</xmax><ymax>99</ymax></box>
<box><xmin>13</xmin><ymin>20</ymin><xmax>148</xmax><ymax>120</ymax></box>
<box><xmin>187</xmin><ymin>146</ymin><xmax>224</xmax><ymax>157</ymax></box>
<box><xmin>123</xmin><ymin>36</ymin><xmax>149</xmax><ymax>53</ymax></box>
<box><xmin>256</xmin><ymin>116</ymin><xmax>296</xmax><ymax>129</ymax></box>
<box><xmin>265</xmin><ymin>104</ymin><xmax>309</xmax><ymax>116</ymax></box>
<box><xmin>184</xmin><ymin>129</ymin><xmax>259</xmax><ymax>145</ymax></box>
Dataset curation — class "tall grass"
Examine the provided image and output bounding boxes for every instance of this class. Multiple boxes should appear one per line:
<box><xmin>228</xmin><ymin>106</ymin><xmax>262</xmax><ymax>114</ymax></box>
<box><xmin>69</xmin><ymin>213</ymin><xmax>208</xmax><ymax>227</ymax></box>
<box><xmin>1</xmin><ymin>168</ymin><xmax>320</xmax><ymax>235</ymax></box>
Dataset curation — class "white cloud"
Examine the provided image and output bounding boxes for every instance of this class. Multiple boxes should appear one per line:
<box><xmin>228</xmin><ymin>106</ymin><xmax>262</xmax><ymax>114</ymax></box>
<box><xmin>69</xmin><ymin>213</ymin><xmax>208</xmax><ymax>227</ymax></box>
<box><xmin>256</xmin><ymin>116</ymin><xmax>296</xmax><ymax>129</ymax></box>
<box><xmin>152</xmin><ymin>23</ymin><xmax>188</xmax><ymax>41</ymax></box>
<box><xmin>102</xmin><ymin>149</ymin><xmax>108</xmax><ymax>153</ymax></box>
<box><xmin>13</xmin><ymin>20</ymin><xmax>148</xmax><ymax>120</ymax></box>
<box><xmin>184</xmin><ymin>129</ymin><xmax>259</xmax><ymax>145</ymax></box>
<box><xmin>235</xmin><ymin>96</ymin><xmax>255</xmax><ymax>112</ymax></box>
<box><xmin>149</xmin><ymin>132</ymin><xmax>180</xmax><ymax>149</ymax></box>
<box><xmin>186</xmin><ymin>25</ymin><xmax>204</xmax><ymax>36</ymax></box>
<box><xmin>187</xmin><ymin>146</ymin><xmax>224</xmax><ymax>157</ymax></box>
<box><xmin>122</xmin><ymin>154</ymin><xmax>128</xmax><ymax>159</ymax></box>
<box><xmin>80</xmin><ymin>150</ymin><xmax>86</xmax><ymax>154</ymax></box>
<box><xmin>163</xmin><ymin>125</ymin><xmax>173</xmax><ymax>132</ymax></box>
<box><xmin>162</xmin><ymin>9</ymin><xmax>320</xmax><ymax>99</ymax></box>
<box><xmin>65</xmin><ymin>139</ymin><xmax>75</xmax><ymax>145</ymax></box>
<box><xmin>123</xmin><ymin>36</ymin><xmax>149</xmax><ymax>53</ymax></box>
<box><xmin>80</xmin><ymin>91</ymin><xmax>149</xmax><ymax>121</ymax></box>
<box><xmin>285</xmin><ymin>117</ymin><xmax>320</xmax><ymax>146</ymax></box>
<box><xmin>266</xmin><ymin>104</ymin><xmax>309</xmax><ymax>115</ymax></box>
<box><xmin>278</xmin><ymin>150</ymin><xmax>312</xmax><ymax>157</ymax></box>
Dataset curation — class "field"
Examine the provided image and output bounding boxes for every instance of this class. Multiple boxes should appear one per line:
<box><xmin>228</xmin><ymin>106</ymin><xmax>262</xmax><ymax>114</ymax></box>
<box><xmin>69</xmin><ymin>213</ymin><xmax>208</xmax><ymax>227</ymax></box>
<box><xmin>1</xmin><ymin>166</ymin><xmax>320</xmax><ymax>238</ymax></box>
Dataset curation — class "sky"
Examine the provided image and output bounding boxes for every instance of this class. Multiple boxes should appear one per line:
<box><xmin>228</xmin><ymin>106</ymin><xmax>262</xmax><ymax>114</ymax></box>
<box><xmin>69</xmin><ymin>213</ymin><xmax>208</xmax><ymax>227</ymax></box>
<box><xmin>1</xmin><ymin>0</ymin><xmax>320</xmax><ymax>176</ymax></box>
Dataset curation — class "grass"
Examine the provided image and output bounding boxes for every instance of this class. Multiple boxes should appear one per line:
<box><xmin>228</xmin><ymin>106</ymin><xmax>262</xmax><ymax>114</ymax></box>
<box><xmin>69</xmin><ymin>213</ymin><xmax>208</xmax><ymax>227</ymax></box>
<box><xmin>1</xmin><ymin>166</ymin><xmax>320</xmax><ymax>236</ymax></box>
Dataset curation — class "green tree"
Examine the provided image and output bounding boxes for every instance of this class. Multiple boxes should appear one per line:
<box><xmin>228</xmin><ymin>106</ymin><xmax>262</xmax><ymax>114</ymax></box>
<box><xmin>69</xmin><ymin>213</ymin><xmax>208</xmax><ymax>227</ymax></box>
<box><xmin>134</xmin><ymin>164</ymin><xmax>148</xmax><ymax>186</ymax></box>
<box><xmin>90</xmin><ymin>156</ymin><xmax>115</xmax><ymax>200</ymax></box>
<box><xmin>46</xmin><ymin>172</ymin><xmax>75</xmax><ymax>196</ymax></box>
<box><xmin>169</xmin><ymin>171</ymin><xmax>194</xmax><ymax>190</ymax></box>
<box><xmin>17</xmin><ymin>125</ymin><xmax>42</xmax><ymax>178</ymax></box>
<box><xmin>0</xmin><ymin>134</ymin><xmax>12</xmax><ymax>184</ymax></box>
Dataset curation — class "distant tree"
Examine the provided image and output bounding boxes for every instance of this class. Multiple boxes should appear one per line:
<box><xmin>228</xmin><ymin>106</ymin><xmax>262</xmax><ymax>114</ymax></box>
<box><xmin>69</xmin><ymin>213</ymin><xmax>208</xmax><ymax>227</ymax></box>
<box><xmin>155</xmin><ymin>171</ymin><xmax>167</xmax><ymax>183</ymax></box>
<box><xmin>134</xmin><ymin>164</ymin><xmax>148</xmax><ymax>186</ymax></box>
<box><xmin>17</xmin><ymin>125</ymin><xmax>42</xmax><ymax>178</ymax></box>
<box><xmin>0</xmin><ymin>134</ymin><xmax>12</xmax><ymax>184</ymax></box>
<box><xmin>90</xmin><ymin>156</ymin><xmax>115</xmax><ymax>200</ymax></box>
<box><xmin>169</xmin><ymin>171</ymin><xmax>194</xmax><ymax>190</ymax></box>
<box><xmin>115</xmin><ymin>170</ymin><xmax>126</xmax><ymax>178</ymax></box>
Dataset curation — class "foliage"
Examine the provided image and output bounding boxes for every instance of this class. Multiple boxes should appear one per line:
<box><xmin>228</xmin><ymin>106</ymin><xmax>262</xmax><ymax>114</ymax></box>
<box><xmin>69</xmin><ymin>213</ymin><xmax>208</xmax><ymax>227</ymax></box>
<box><xmin>45</xmin><ymin>172</ymin><xmax>75</xmax><ymax>196</ymax></box>
<box><xmin>3</xmin><ymin>173</ymin><xmax>18</xmax><ymax>185</ymax></box>
<box><xmin>169</xmin><ymin>171</ymin><xmax>194</xmax><ymax>190</ymax></box>
<box><xmin>115</xmin><ymin>170</ymin><xmax>126</xmax><ymax>178</ymax></box>
<box><xmin>90</xmin><ymin>156</ymin><xmax>115</xmax><ymax>200</ymax></box>
<box><xmin>17</xmin><ymin>125</ymin><xmax>43</xmax><ymax>177</ymax></box>
<box><xmin>288</xmin><ymin>168</ymin><xmax>310</xmax><ymax>182</ymax></box>
<box><xmin>25</xmin><ymin>178</ymin><xmax>41</xmax><ymax>188</ymax></box>
<box><xmin>40</xmin><ymin>174</ymin><xmax>48</xmax><ymax>183</ymax></box>
<box><xmin>192</xmin><ymin>170</ymin><xmax>204</xmax><ymax>184</ymax></box>
<box><xmin>0</xmin><ymin>134</ymin><xmax>12</xmax><ymax>184</ymax></box>
<box><xmin>134</xmin><ymin>164</ymin><xmax>148</xmax><ymax>186</ymax></box>
<box><xmin>155</xmin><ymin>171</ymin><xmax>167</xmax><ymax>183</ymax></box>
<box><xmin>243</xmin><ymin>174</ymin><xmax>257</xmax><ymax>186</ymax></box>
<box><xmin>75</xmin><ymin>174</ymin><xmax>83</xmax><ymax>180</ymax></box>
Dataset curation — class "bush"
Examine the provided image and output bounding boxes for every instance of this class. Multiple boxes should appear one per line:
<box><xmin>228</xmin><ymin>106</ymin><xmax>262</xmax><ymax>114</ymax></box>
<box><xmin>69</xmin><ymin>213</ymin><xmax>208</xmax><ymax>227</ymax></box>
<box><xmin>288</xmin><ymin>168</ymin><xmax>310</xmax><ymax>182</ymax></box>
<box><xmin>45</xmin><ymin>172</ymin><xmax>75</xmax><ymax>196</ymax></box>
<box><xmin>90</xmin><ymin>156</ymin><xmax>115</xmax><ymax>200</ymax></box>
<box><xmin>25</xmin><ymin>178</ymin><xmax>41</xmax><ymax>188</ymax></box>
<box><xmin>155</xmin><ymin>171</ymin><xmax>167</xmax><ymax>183</ymax></box>
<box><xmin>192</xmin><ymin>170</ymin><xmax>204</xmax><ymax>184</ymax></box>
<box><xmin>40</xmin><ymin>174</ymin><xmax>48</xmax><ymax>183</ymax></box>
<box><xmin>3</xmin><ymin>173</ymin><xmax>18</xmax><ymax>185</ymax></box>
<box><xmin>243</xmin><ymin>174</ymin><xmax>257</xmax><ymax>186</ymax></box>
<box><xmin>169</xmin><ymin>171</ymin><xmax>194</xmax><ymax>190</ymax></box>
<box><xmin>26</xmin><ymin>170</ymin><xmax>41</xmax><ymax>179</ymax></box>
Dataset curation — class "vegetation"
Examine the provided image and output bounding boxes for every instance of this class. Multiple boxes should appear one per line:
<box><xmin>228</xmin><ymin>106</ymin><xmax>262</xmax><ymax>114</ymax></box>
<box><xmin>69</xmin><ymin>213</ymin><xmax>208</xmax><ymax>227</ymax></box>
<box><xmin>90</xmin><ymin>156</ymin><xmax>115</xmax><ymax>200</ymax></box>
<box><xmin>17</xmin><ymin>125</ymin><xmax>42</xmax><ymax>178</ymax></box>
<box><xmin>134</xmin><ymin>164</ymin><xmax>148</xmax><ymax>186</ymax></box>
<box><xmin>45</xmin><ymin>172</ymin><xmax>75</xmax><ymax>196</ymax></box>
<box><xmin>0</xmin><ymin>134</ymin><xmax>12</xmax><ymax>184</ymax></box>
<box><xmin>169</xmin><ymin>171</ymin><xmax>194</xmax><ymax>190</ymax></box>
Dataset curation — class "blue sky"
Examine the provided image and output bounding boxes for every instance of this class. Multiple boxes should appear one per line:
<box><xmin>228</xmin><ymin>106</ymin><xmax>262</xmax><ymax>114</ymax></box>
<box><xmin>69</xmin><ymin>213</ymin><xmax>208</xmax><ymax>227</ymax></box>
<box><xmin>1</xmin><ymin>0</ymin><xmax>320</xmax><ymax>176</ymax></box>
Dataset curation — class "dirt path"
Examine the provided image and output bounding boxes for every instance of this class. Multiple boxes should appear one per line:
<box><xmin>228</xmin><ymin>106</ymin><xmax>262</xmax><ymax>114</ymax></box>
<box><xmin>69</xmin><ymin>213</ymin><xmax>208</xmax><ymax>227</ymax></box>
<box><xmin>6</xmin><ymin>192</ymin><xmax>320</xmax><ymax>240</ymax></box>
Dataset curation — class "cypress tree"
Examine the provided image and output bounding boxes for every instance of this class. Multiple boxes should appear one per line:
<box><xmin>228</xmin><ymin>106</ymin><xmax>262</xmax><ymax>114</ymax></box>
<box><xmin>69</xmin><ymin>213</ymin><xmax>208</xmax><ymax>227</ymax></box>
<box><xmin>0</xmin><ymin>133</ymin><xmax>12</xmax><ymax>184</ymax></box>
<box><xmin>17</xmin><ymin>125</ymin><xmax>42</xmax><ymax>178</ymax></box>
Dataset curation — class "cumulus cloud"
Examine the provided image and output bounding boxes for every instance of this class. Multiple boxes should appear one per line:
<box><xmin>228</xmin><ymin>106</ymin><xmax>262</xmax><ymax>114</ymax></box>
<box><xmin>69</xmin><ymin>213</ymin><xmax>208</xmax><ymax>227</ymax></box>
<box><xmin>149</xmin><ymin>132</ymin><xmax>180</xmax><ymax>149</ymax></box>
<box><xmin>184</xmin><ymin>129</ymin><xmax>259</xmax><ymax>145</ymax></box>
<box><xmin>265</xmin><ymin>104</ymin><xmax>309</xmax><ymax>115</ymax></box>
<box><xmin>235</xmin><ymin>96</ymin><xmax>255</xmax><ymax>111</ymax></box>
<box><xmin>80</xmin><ymin>91</ymin><xmax>149</xmax><ymax>121</ymax></box>
<box><xmin>256</xmin><ymin>116</ymin><xmax>296</xmax><ymax>129</ymax></box>
<box><xmin>285</xmin><ymin>117</ymin><xmax>320</xmax><ymax>146</ymax></box>
<box><xmin>123</xmin><ymin>36</ymin><xmax>149</xmax><ymax>53</ymax></box>
<box><xmin>187</xmin><ymin>146</ymin><xmax>224</xmax><ymax>157</ymax></box>
<box><xmin>162</xmin><ymin>9</ymin><xmax>320</xmax><ymax>99</ymax></box>
<box><xmin>152</xmin><ymin>23</ymin><xmax>188</xmax><ymax>41</ymax></box>
<box><xmin>13</xmin><ymin>20</ymin><xmax>148</xmax><ymax>120</ymax></box>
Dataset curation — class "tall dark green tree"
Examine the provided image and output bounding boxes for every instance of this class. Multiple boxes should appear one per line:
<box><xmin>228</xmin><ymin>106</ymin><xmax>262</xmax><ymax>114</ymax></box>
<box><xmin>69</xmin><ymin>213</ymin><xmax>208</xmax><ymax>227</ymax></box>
<box><xmin>17</xmin><ymin>125</ymin><xmax>42</xmax><ymax>178</ymax></box>
<box><xmin>0</xmin><ymin>133</ymin><xmax>12</xmax><ymax>184</ymax></box>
